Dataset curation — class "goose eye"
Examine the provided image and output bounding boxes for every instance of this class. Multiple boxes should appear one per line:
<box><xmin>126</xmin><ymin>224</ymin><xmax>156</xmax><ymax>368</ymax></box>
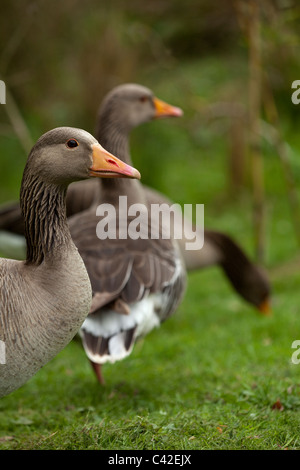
<box><xmin>66</xmin><ymin>139</ymin><xmax>79</xmax><ymax>149</ymax></box>
<box><xmin>139</xmin><ymin>96</ymin><xmax>148</xmax><ymax>103</ymax></box>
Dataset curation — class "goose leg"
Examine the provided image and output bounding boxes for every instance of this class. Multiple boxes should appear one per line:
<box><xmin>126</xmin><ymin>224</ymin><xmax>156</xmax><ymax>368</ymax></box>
<box><xmin>90</xmin><ymin>360</ymin><xmax>105</xmax><ymax>385</ymax></box>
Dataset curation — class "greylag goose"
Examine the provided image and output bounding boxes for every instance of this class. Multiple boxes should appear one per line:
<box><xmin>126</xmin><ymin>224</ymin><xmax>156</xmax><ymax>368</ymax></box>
<box><xmin>0</xmin><ymin>84</ymin><xmax>271</xmax><ymax>313</ymax></box>
<box><xmin>0</xmin><ymin>127</ymin><xmax>140</xmax><ymax>398</ymax></box>
<box><xmin>68</xmin><ymin>85</ymin><xmax>187</xmax><ymax>383</ymax></box>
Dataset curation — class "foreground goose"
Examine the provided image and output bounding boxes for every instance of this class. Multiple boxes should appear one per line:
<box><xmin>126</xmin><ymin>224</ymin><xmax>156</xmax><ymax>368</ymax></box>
<box><xmin>0</xmin><ymin>84</ymin><xmax>271</xmax><ymax>314</ymax></box>
<box><xmin>0</xmin><ymin>127</ymin><xmax>140</xmax><ymax>398</ymax></box>
<box><xmin>68</xmin><ymin>86</ymin><xmax>187</xmax><ymax>383</ymax></box>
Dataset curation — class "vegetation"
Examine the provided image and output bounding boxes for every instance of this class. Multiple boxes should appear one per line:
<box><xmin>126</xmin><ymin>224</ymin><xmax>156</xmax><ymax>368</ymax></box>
<box><xmin>1</xmin><ymin>0</ymin><xmax>300</xmax><ymax>450</ymax></box>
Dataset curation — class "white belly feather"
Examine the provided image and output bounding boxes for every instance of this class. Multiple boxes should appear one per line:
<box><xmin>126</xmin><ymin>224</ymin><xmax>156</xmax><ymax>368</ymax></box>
<box><xmin>80</xmin><ymin>293</ymin><xmax>167</xmax><ymax>364</ymax></box>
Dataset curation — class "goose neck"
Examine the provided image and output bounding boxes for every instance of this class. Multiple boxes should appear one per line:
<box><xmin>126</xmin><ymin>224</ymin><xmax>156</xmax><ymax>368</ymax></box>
<box><xmin>20</xmin><ymin>172</ymin><xmax>72</xmax><ymax>265</ymax></box>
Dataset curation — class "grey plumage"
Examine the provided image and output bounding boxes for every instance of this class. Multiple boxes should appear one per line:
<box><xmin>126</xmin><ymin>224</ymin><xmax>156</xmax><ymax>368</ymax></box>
<box><xmin>68</xmin><ymin>86</ymin><xmax>187</xmax><ymax>375</ymax></box>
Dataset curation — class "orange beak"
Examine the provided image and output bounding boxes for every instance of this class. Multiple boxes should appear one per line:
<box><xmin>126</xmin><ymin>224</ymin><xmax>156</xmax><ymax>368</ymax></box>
<box><xmin>258</xmin><ymin>298</ymin><xmax>272</xmax><ymax>316</ymax></box>
<box><xmin>153</xmin><ymin>97</ymin><xmax>183</xmax><ymax>119</ymax></box>
<box><xmin>90</xmin><ymin>143</ymin><xmax>141</xmax><ymax>179</ymax></box>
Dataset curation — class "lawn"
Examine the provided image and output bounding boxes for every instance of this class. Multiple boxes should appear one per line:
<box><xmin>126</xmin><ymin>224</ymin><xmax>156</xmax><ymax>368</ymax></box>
<box><xmin>1</xmin><ymin>266</ymin><xmax>300</xmax><ymax>450</ymax></box>
<box><xmin>1</xmin><ymin>53</ymin><xmax>300</xmax><ymax>450</ymax></box>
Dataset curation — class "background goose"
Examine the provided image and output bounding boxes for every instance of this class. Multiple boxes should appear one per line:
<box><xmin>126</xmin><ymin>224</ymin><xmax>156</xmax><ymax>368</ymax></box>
<box><xmin>68</xmin><ymin>85</ymin><xmax>187</xmax><ymax>384</ymax></box>
<box><xmin>0</xmin><ymin>127</ymin><xmax>140</xmax><ymax>398</ymax></box>
<box><xmin>0</xmin><ymin>84</ymin><xmax>271</xmax><ymax>314</ymax></box>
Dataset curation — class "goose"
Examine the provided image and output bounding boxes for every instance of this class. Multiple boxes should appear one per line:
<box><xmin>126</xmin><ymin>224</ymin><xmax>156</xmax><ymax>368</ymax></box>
<box><xmin>68</xmin><ymin>85</ymin><xmax>187</xmax><ymax>383</ymax></box>
<box><xmin>0</xmin><ymin>127</ymin><xmax>140</xmax><ymax>398</ymax></box>
<box><xmin>0</xmin><ymin>84</ymin><xmax>271</xmax><ymax>315</ymax></box>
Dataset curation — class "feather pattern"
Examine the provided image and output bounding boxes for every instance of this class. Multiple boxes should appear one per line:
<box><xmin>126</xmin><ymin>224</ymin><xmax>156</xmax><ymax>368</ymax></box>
<box><xmin>71</xmin><ymin>206</ymin><xmax>186</xmax><ymax>364</ymax></box>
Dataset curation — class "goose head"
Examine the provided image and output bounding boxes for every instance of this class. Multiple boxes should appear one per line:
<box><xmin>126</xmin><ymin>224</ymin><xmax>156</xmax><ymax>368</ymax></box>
<box><xmin>97</xmin><ymin>84</ymin><xmax>183</xmax><ymax>133</ymax></box>
<box><xmin>25</xmin><ymin>127</ymin><xmax>141</xmax><ymax>186</ymax></box>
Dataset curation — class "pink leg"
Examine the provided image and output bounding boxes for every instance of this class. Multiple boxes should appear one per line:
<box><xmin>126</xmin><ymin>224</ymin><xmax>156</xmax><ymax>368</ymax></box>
<box><xmin>90</xmin><ymin>360</ymin><xmax>105</xmax><ymax>385</ymax></box>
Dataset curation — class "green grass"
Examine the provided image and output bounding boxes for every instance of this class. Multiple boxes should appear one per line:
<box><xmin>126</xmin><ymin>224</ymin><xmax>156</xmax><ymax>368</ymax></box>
<box><xmin>1</xmin><ymin>53</ymin><xmax>300</xmax><ymax>450</ymax></box>
<box><xmin>1</xmin><ymin>267</ymin><xmax>300</xmax><ymax>450</ymax></box>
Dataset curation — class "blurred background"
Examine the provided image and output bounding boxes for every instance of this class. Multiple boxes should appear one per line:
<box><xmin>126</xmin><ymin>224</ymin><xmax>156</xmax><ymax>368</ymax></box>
<box><xmin>1</xmin><ymin>0</ymin><xmax>300</xmax><ymax>269</ymax></box>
